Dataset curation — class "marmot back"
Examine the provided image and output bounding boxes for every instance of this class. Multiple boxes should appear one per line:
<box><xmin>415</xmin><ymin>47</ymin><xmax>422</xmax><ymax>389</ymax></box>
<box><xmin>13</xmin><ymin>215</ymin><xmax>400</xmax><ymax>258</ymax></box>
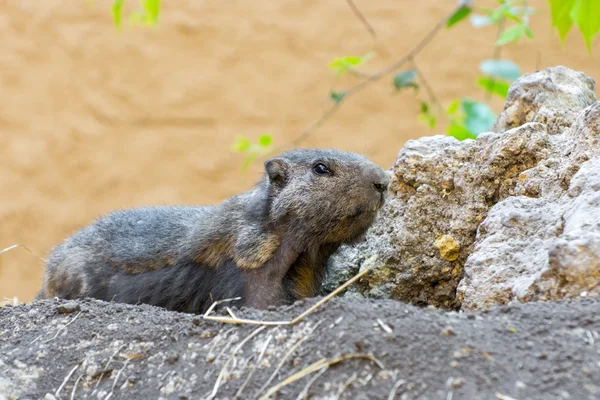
<box><xmin>37</xmin><ymin>149</ymin><xmax>390</xmax><ymax>313</ymax></box>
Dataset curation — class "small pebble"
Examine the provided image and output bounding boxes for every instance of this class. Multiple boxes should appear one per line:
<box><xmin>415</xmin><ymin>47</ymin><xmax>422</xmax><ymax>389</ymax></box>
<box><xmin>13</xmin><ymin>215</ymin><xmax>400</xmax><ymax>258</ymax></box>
<box><xmin>167</xmin><ymin>354</ymin><xmax>179</xmax><ymax>365</ymax></box>
<box><xmin>451</xmin><ymin>378</ymin><xmax>464</xmax><ymax>388</ymax></box>
<box><xmin>441</xmin><ymin>327</ymin><xmax>456</xmax><ymax>336</ymax></box>
<box><xmin>107</xmin><ymin>324</ymin><xmax>118</xmax><ymax>331</ymax></box>
<box><xmin>192</xmin><ymin>318</ymin><xmax>200</xmax><ymax>326</ymax></box>
<box><xmin>56</xmin><ymin>302</ymin><xmax>80</xmax><ymax>314</ymax></box>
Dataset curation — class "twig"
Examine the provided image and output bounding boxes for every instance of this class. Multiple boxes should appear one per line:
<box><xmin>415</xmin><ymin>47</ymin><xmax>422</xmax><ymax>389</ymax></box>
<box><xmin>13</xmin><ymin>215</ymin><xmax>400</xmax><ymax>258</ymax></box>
<box><xmin>55</xmin><ymin>364</ymin><xmax>80</xmax><ymax>398</ymax></box>
<box><xmin>95</xmin><ymin>344</ymin><xmax>126</xmax><ymax>388</ymax></box>
<box><xmin>207</xmin><ymin>327</ymin><xmax>237</xmax><ymax>363</ymax></box>
<box><xmin>346</xmin><ymin>0</ymin><xmax>377</xmax><ymax>38</ymax></box>
<box><xmin>258</xmin><ymin>353</ymin><xmax>384</xmax><ymax>400</ymax></box>
<box><xmin>388</xmin><ymin>379</ymin><xmax>406</xmax><ymax>400</ymax></box>
<box><xmin>265</xmin><ymin>5</ymin><xmax>459</xmax><ymax>157</ymax></box>
<box><xmin>70</xmin><ymin>375</ymin><xmax>83</xmax><ymax>400</ymax></box>
<box><xmin>495</xmin><ymin>393</ymin><xmax>518</xmax><ymax>400</ymax></box>
<box><xmin>0</xmin><ymin>243</ymin><xmax>47</xmax><ymax>263</ymax></box>
<box><xmin>105</xmin><ymin>359</ymin><xmax>130</xmax><ymax>400</ymax></box>
<box><xmin>295</xmin><ymin>366</ymin><xmax>329</xmax><ymax>400</ymax></box>
<box><xmin>203</xmin><ymin>267</ymin><xmax>371</xmax><ymax>326</ymax></box>
<box><xmin>255</xmin><ymin>321</ymin><xmax>323</xmax><ymax>397</ymax></box>
<box><xmin>45</xmin><ymin>311</ymin><xmax>82</xmax><ymax>343</ymax></box>
<box><xmin>236</xmin><ymin>334</ymin><xmax>273</xmax><ymax>399</ymax></box>
<box><xmin>409</xmin><ymin>58</ymin><xmax>445</xmax><ymax>120</ymax></box>
<box><xmin>205</xmin><ymin>325</ymin><xmax>267</xmax><ymax>400</ymax></box>
<box><xmin>376</xmin><ymin>318</ymin><xmax>393</xmax><ymax>334</ymax></box>
<box><xmin>333</xmin><ymin>372</ymin><xmax>358</xmax><ymax>400</ymax></box>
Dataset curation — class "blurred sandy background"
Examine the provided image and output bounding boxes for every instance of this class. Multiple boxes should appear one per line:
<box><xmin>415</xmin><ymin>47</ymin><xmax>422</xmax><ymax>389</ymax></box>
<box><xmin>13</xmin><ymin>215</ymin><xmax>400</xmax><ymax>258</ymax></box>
<box><xmin>0</xmin><ymin>0</ymin><xmax>597</xmax><ymax>301</ymax></box>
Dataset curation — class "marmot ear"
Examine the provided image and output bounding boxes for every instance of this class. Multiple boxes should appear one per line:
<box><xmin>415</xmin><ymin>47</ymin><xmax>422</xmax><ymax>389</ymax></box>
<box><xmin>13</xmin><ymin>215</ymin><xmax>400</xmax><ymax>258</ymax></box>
<box><xmin>265</xmin><ymin>158</ymin><xmax>288</xmax><ymax>186</ymax></box>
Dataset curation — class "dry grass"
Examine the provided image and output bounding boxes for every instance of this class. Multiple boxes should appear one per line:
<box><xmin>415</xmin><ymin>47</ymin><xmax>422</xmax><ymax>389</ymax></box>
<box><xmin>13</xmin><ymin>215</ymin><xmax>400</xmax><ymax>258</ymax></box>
<box><xmin>257</xmin><ymin>353</ymin><xmax>384</xmax><ymax>400</ymax></box>
<box><xmin>203</xmin><ymin>267</ymin><xmax>371</xmax><ymax>326</ymax></box>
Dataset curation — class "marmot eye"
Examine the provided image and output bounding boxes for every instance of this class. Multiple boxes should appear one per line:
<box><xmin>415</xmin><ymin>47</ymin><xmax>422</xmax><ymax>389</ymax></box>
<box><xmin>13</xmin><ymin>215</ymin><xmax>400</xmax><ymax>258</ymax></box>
<box><xmin>313</xmin><ymin>163</ymin><xmax>330</xmax><ymax>175</ymax></box>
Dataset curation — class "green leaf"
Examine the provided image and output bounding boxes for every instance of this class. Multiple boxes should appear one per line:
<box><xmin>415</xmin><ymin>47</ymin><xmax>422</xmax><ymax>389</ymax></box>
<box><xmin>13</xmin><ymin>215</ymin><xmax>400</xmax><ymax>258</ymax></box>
<box><xmin>548</xmin><ymin>0</ymin><xmax>576</xmax><ymax>42</ymax></box>
<box><xmin>477</xmin><ymin>76</ymin><xmax>510</xmax><ymax>98</ymax></box>
<box><xmin>479</xmin><ymin>59</ymin><xmax>521</xmax><ymax>81</ymax></box>
<box><xmin>502</xmin><ymin>9</ymin><xmax>523</xmax><ymax>24</ymax></box>
<box><xmin>328</xmin><ymin>53</ymin><xmax>374</xmax><ymax>76</ymax></box>
<box><xmin>142</xmin><ymin>0</ymin><xmax>160</xmax><ymax>24</ymax></box>
<box><xmin>496</xmin><ymin>24</ymin><xmax>526</xmax><ymax>45</ymax></box>
<box><xmin>489</xmin><ymin>3</ymin><xmax>511</xmax><ymax>23</ymax></box>
<box><xmin>571</xmin><ymin>0</ymin><xmax>600</xmax><ymax>53</ymax></box>
<box><xmin>524</xmin><ymin>26</ymin><xmax>534</xmax><ymax>39</ymax></box>
<box><xmin>112</xmin><ymin>0</ymin><xmax>125</xmax><ymax>29</ymax></box>
<box><xmin>447</xmin><ymin>6</ymin><xmax>472</xmax><ymax>28</ymax></box>
<box><xmin>470</xmin><ymin>14</ymin><xmax>493</xmax><ymax>28</ymax></box>
<box><xmin>233</xmin><ymin>137</ymin><xmax>252</xmax><ymax>152</ymax></box>
<box><xmin>418</xmin><ymin>101</ymin><xmax>437</xmax><ymax>129</ymax></box>
<box><xmin>258</xmin><ymin>134</ymin><xmax>272</xmax><ymax>147</ymax></box>
<box><xmin>446</xmin><ymin>99</ymin><xmax>460</xmax><ymax>115</ymax></box>
<box><xmin>461</xmin><ymin>99</ymin><xmax>496</xmax><ymax>135</ymax></box>
<box><xmin>330</xmin><ymin>91</ymin><xmax>346</xmax><ymax>103</ymax></box>
<box><xmin>418</xmin><ymin>114</ymin><xmax>437</xmax><ymax>129</ymax></box>
<box><xmin>393</xmin><ymin>70</ymin><xmax>418</xmax><ymax>91</ymax></box>
<box><xmin>447</xmin><ymin>122</ymin><xmax>476</xmax><ymax>141</ymax></box>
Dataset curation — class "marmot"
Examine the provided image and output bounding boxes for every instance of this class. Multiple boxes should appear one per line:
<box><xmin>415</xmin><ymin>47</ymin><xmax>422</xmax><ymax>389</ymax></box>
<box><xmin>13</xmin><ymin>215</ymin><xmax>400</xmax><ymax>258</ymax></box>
<box><xmin>37</xmin><ymin>149</ymin><xmax>389</xmax><ymax>313</ymax></box>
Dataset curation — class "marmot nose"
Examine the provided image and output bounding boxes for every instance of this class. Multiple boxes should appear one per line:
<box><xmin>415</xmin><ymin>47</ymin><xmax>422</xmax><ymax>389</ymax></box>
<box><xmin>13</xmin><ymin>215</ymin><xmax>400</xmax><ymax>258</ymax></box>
<box><xmin>369</xmin><ymin>169</ymin><xmax>390</xmax><ymax>194</ymax></box>
<box><xmin>373</xmin><ymin>182</ymin><xmax>387</xmax><ymax>193</ymax></box>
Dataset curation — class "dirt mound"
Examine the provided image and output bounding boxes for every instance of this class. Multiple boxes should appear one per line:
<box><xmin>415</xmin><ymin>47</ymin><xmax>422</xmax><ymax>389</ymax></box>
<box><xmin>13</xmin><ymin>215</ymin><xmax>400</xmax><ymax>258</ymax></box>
<box><xmin>1</xmin><ymin>296</ymin><xmax>599</xmax><ymax>399</ymax></box>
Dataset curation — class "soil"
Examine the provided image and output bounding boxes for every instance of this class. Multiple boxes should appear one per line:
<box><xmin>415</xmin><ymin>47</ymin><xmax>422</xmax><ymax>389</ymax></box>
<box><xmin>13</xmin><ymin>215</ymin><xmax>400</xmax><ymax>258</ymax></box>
<box><xmin>1</xmin><ymin>0</ymin><xmax>598</xmax><ymax>302</ymax></box>
<box><xmin>1</xmin><ymin>296</ymin><xmax>599</xmax><ymax>399</ymax></box>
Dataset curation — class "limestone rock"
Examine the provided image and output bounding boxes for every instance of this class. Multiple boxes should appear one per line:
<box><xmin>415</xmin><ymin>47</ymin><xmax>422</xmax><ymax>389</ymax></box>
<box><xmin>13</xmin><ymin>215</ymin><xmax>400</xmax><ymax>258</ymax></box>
<box><xmin>324</xmin><ymin>66</ymin><xmax>599</xmax><ymax>311</ymax></box>
<box><xmin>325</xmin><ymin>122</ymin><xmax>550</xmax><ymax>309</ymax></box>
<box><xmin>492</xmin><ymin>65</ymin><xmax>596</xmax><ymax>135</ymax></box>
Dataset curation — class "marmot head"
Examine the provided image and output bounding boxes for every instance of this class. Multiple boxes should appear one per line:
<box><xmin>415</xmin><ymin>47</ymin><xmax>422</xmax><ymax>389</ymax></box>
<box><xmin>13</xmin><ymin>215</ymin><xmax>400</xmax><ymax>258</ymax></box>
<box><xmin>263</xmin><ymin>149</ymin><xmax>389</xmax><ymax>245</ymax></box>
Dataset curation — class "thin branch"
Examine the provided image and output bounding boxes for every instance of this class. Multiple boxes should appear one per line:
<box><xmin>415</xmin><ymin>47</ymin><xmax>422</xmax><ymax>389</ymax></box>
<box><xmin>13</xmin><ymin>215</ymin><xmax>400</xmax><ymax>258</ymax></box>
<box><xmin>267</xmin><ymin>5</ymin><xmax>459</xmax><ymax>156</ymax></box>
<box><xmin>55</xmin><ymin>364</ymin><xmax>80</xmax><ymax>398</ymax></box>
<box><xmin>333</xmin><ymin>372</ymin><xmax>358</xmax><ymax>400</ymax></box>
<box><xmin>346</xmin><ymin>0</ymin><xmax>377</xmax><ymax>38</ymax></box>
<box><xmin>295</xmin><ymin>366</ymin><xmax>329</xmax><ymax>400</ymax></box>
<box><xmin>388</xmin><ymin>379</ymin><xmax>406</xmax><ymax>400</ymax></box>
<box><xmin>45</xmin><ymin>311</ymin><xmax>82</xmax><ymax>343</ymax></box>
<box><xmin>409</xmin><ymin>58</ymin><xmax>445</xmax><ymax>120</ymax></box>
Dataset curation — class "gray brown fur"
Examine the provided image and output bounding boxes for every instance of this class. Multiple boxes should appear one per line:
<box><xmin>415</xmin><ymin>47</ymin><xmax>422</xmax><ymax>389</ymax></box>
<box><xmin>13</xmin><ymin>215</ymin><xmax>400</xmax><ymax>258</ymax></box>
<box><xmin>37</xmin><ymin>149</ymin><xmax>389</xmax><ymax>313</ymax></box>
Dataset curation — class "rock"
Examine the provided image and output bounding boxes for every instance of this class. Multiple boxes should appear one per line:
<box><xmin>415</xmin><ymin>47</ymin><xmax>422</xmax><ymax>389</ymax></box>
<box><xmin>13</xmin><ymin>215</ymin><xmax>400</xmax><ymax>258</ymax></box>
<box><xmin>324</xmin><ymin>66</ymin><xmax>599</xmax><ymax>311</ymax></box>
<box><xmin>55</xmin><ymin>302</ymin><xmax>80</xmax><ymax>314</ymax></box>
<box><xmin>458</xmin><ymin>112</ymin><xmax>600</xmax><ymax>309</ymax></box>
<box><xmin>492</xmin><ymin>66</ymin><xmax>596</xmax><ymax>135</ymax></box>
<box><xmin>434</xmin><ymin>235</ymin><xmax>461</xmax><ymax>261</ymax></box>
<box><xmin>325</xmin><ymin>123</ymin><xmax>551</xmax><ymax>309</ymax></box>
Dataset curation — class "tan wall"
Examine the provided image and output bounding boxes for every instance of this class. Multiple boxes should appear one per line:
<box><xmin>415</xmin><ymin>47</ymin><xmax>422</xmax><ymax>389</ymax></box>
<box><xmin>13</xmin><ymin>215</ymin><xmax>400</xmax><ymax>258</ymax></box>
<box><xmin>0</xmin><ymin>0</ymin><xmax>598</xmax><ymax>301</ymax></box>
